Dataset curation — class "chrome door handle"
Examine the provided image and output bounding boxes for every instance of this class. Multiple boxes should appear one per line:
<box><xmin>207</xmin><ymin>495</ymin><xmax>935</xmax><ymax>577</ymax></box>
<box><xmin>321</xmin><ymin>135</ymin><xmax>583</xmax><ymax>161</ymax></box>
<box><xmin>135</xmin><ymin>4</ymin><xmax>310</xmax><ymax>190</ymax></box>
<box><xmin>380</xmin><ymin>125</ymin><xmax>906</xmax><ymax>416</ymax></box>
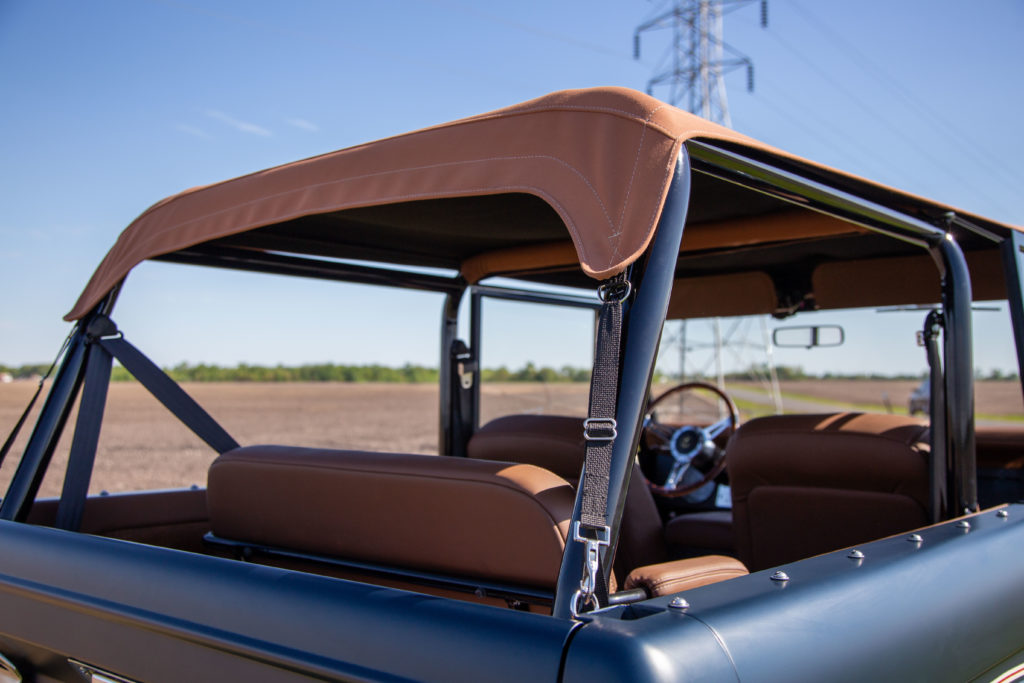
<box><xmin>0</xmin><ymin>652</ymin><xmax>21</xmax><ymax>683</ymax></box>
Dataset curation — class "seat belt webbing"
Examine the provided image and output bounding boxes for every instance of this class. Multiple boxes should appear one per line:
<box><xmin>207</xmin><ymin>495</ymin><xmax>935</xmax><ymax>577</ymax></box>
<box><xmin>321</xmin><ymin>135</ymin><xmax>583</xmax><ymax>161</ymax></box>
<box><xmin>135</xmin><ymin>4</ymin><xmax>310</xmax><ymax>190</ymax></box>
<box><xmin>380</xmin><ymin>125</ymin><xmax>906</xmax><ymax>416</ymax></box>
<box><xmin>0</xmin><ymin>333</ymin><xmax>73</xmax><ymax>472</ymax></box>
<box><xmin>573</xmin><ymin>275</ymin><xmax>629</xmax><ymax>613</ymax></box>
<box><xmin>98</xmin><ymin>336</ymin><xmax>240</xmax><ymax>455</ymax></box>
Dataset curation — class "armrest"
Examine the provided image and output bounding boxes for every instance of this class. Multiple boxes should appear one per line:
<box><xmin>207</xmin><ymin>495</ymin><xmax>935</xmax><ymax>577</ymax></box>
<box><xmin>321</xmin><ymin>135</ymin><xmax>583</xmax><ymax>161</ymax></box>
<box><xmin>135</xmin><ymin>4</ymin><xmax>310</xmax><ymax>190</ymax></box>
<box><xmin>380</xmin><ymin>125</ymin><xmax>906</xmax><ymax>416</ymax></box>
<box><xmin>623</xmin><ymin>555</ymin><xmax>748</xmax><ymax>598</ymax></box>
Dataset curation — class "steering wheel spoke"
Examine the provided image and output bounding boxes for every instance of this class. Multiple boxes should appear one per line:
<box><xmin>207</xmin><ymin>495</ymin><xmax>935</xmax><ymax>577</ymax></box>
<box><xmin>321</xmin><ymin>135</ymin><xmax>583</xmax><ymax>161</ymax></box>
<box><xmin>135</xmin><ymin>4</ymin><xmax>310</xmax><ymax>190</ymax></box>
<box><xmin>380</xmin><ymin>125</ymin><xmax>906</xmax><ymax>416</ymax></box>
<box><xmin>665</xmin><ymin>459</ymin><xmax>692</xmax><ymax>489</ymax></box>
<box><xmin>644</xmin><ymin>421</ymin><xmax>677</xmax><ymax>441</ymax></box>
<box><xmin>702</xmin><ymin>415</ymin><xmax>734</xmax><ymax>441</ymax></box>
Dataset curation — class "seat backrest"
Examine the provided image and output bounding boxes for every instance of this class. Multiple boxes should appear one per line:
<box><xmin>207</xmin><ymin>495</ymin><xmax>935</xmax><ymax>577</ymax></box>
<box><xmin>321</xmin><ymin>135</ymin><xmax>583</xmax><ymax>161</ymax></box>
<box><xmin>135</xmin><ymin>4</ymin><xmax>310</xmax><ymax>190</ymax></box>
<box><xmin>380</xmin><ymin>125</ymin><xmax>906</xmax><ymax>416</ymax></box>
<box><xmin>207</xmin><ymin>445</ymin><xmax>575</xmax><ymax>588</ymax></box>
<box><xmin>467</xmin><ymin>414</ymin><xmax>668</xmax><ymax>577</ymax></box>
<box><xmin>727</xmin><ymin>412</ymin><xmax>930</xmax><ymax>571</ymax></box>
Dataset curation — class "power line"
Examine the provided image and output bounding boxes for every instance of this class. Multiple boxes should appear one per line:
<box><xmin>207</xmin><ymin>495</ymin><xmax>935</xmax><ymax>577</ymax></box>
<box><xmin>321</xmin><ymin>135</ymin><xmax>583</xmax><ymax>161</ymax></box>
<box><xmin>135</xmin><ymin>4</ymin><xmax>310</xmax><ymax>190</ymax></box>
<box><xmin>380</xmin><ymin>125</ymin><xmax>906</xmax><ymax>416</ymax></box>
<box><xmin>755</xmin><ymin>17</ymin><xmax>1017</xmax><ymax>218</ymax></box>
<box><xmin>788</xmin><ymin>1</ymin><xmax>1024</xmax><ymax>195</ymax></box>
<box><xmin>634</xmin><ymin>0</ymin><xmax>766</xmax><ymax>126</ymax></box>
<box><xmin>422</xmin><ymin>0</ymin><xmax>635</xmax><ymax>61</ymax></box>
<box><xmin>747</xmin><ymin>75</ymin><xmax>899</xmax><ymax>182</ymax></box>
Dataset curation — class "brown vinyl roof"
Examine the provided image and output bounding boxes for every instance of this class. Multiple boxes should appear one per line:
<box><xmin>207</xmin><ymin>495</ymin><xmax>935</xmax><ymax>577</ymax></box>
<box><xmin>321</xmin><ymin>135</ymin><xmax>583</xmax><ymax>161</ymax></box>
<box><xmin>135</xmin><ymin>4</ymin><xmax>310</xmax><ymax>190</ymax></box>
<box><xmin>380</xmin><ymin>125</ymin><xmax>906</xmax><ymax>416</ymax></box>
<box><xmin>66</xmin><ymin>87</ymin><xmax>1021</xmax><ymax>321</ymax></box>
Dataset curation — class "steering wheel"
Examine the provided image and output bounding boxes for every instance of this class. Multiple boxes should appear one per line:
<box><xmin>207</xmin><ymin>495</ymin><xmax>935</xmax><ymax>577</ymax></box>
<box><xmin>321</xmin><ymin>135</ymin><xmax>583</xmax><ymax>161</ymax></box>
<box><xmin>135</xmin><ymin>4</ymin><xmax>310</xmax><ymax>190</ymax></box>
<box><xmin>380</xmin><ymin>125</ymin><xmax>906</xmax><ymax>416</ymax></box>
<box><xmin>639</xmin><ymin>381</ymin><xmax>739</xmax><ymax>499</ymax></box>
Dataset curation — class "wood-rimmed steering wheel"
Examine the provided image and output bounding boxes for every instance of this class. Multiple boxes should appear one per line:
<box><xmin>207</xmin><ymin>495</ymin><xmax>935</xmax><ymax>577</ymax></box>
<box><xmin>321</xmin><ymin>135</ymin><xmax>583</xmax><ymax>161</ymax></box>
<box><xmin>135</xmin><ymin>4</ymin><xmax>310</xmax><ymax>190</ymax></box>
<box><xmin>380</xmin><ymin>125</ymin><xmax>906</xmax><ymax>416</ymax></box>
<box><xmin>639</xmin><ymin>381</ymin><xmax>739</xmax><ymax>498</ymax></box>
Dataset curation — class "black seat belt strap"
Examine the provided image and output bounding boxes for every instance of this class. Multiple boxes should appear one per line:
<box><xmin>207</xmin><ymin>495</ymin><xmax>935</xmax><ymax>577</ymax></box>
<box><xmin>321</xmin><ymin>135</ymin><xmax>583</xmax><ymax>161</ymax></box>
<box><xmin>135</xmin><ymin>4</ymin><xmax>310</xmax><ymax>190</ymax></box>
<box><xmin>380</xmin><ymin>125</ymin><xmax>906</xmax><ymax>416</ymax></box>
<box><xmin>98</xmin><ymin>335</ymin><xmax>240</xmax><ymax>455</ymax></box>
<box><xmin>573</xmin><ymin>274</ymin><xmax>630</xmax><ymax>615</ymax></box>
<box><xmin>53</xmin><ymin>316</ymin><xmax>237</xmax><ymax>531</ymax></box>
<box><xmin>54</xmin><ymin>338</ymin><xmax>113</xmax><ymax>531</ymax></box>
<box><xmin>0</xmin><ymin>390</ymin><xmax>43</xmax><ymax>473</ymax></box>
<box><xmin>0</xmin><ymin>332</ymin><xmax>73</xmax><ymax>472</ymax></box>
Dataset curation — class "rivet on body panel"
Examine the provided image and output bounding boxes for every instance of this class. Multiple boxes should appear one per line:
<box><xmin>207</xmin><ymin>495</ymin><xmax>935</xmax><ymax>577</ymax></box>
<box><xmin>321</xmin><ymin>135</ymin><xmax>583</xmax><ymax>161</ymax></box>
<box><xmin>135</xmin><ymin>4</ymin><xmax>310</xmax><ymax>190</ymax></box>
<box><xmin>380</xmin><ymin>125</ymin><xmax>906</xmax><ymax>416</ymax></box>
<box><xmin>668</xmin><ymin>597</ymin><xmax>689</xmax><ymax>612</ymax></box>
<box><xmin>956</xmin><ymin>520</ymin><xmax>971</xmax><ymax>531</ymax></box>
<box><xmin>997</xmin><ymin>509</ymin><xmax>1009</xmax><ymax>519</ymax></box>
<box><xmin>847</xmin><ymin>549</ymin><xmax>864</xmax><ymax>566</ymax></box>
<box><xmin>907</xmin><ymin>533</ymin><xmax>923</xmax><ymax>544</ymax></box>
<box><xmin>770</xmin><ymin>570</ymin><xmax>790</xmax><ymax>585</ymax></box>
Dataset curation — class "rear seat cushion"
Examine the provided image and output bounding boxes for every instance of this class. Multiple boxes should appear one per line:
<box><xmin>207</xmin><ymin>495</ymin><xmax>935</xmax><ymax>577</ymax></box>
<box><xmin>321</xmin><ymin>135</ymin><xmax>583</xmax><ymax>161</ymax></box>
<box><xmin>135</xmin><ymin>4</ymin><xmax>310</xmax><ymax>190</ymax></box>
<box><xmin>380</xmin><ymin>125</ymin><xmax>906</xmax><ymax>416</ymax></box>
<box><xmin>208</xmin><ymin>445</ymin><xmax>576</xmax><ymax>588</ymax></box>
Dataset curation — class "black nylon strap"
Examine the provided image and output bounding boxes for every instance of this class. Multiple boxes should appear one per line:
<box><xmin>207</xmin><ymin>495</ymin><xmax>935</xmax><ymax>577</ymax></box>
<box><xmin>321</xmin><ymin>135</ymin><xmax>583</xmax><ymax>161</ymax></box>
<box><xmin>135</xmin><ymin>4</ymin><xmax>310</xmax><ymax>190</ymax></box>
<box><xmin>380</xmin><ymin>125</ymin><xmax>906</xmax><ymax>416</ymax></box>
<box><xmin>55</xmin><ymin>341</ymin><xmax>113</xmax><ymax>531</ymax></box>
<box><xmin>0</xmin><ymin>333</ymin><xmax>72</xmax><ymax>472</ymax></box>
<box><xmin>576</xmin><ymin>276</ymin><xmax>628</xmax><ymax>608</ymax></box>
<box><xmin>0</xmin><ymin>384</ymin><xmax>43</xmax><ymax>473</ymax></box>
<box><xmin>98</xmin><ymin>337</ymin><xmax>239</xmax><ymax>454</ymax></box>
<box><xmin>579</xmin><ymin>280</ymin><xmax>625</xmax><ymax>530</ymax></box>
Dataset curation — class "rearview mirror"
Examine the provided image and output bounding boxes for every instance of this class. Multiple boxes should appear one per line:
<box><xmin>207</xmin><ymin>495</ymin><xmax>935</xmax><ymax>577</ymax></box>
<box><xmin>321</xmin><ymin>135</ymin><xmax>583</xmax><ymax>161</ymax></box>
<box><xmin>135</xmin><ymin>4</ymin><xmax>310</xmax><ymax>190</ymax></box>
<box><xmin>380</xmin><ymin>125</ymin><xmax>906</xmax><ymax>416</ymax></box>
<box><xmin>772</xmin><ymin>325</ymin><xmax>845</xmax><ymax>349</ymax></box>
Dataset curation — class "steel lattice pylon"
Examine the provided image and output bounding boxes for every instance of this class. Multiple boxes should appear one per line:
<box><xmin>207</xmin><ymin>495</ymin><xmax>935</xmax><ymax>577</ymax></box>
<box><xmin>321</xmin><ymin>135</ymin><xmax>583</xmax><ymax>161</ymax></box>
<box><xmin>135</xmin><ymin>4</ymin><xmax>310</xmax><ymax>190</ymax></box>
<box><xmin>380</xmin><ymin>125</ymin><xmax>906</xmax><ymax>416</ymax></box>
<box><xmin>634</xmin><ymin>0</ymin><xmax>765</xmax><ymax>127</ymax></box>
<box><xmin>636</xmin><ymin>1</ymin><xmax>780</xmax><ymax>416</ymax></box>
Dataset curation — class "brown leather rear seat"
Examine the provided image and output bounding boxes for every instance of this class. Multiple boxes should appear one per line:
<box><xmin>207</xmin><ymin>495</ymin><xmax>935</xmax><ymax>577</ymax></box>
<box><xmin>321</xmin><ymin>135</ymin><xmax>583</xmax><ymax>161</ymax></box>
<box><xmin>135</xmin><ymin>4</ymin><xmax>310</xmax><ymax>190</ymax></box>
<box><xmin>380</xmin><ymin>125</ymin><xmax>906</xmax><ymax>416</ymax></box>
<box><xmin>207</xmin><ymin>445</ymin><xmax>575</xmax><ymax>588</ymax></box>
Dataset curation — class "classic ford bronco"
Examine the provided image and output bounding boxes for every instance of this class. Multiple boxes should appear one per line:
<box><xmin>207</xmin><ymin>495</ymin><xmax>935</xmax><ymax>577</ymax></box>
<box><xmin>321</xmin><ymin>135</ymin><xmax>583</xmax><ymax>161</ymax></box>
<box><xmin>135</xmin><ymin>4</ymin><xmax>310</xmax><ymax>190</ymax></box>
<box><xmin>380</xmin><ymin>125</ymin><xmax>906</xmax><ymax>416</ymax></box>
<box><xmin>1</xmin><ymin>87</ymin><xmax>1023</xmax><ymax>682</ymax></box>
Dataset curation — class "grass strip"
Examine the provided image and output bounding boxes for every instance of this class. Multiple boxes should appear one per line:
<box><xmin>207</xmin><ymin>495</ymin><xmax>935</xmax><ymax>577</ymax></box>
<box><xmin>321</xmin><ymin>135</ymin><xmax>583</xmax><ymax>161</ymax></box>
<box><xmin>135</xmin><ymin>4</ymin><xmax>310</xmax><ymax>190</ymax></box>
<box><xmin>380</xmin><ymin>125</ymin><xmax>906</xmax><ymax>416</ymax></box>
<box><xmin>731</xmin><ymin>386</ymin><xmax>1024</xmax><ymax>424</ymax></box>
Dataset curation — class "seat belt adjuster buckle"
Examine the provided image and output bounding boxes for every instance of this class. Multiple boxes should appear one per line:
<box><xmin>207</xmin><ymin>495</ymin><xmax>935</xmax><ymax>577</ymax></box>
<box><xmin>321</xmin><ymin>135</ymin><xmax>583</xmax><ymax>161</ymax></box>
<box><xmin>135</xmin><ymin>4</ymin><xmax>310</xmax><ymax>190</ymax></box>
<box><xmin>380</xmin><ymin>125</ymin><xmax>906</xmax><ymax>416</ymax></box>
<box><xmin>583</xmin><ymin>417</ymin><xmax>617</xmax><ymax>442</ymax></box>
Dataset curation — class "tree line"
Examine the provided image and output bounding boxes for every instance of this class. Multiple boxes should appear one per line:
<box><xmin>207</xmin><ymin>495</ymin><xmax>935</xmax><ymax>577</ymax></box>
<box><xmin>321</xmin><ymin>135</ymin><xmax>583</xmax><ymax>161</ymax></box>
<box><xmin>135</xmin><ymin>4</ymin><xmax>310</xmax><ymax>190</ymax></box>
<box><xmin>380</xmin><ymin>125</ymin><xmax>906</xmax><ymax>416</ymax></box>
<box><xmin>0</xmin><ymin>364</ymin><xmax>52</xmax><ymax>380</ymax></box>
<box><xmin>2</xmin><ymin>361</ymin><xmax>1015</xmax><ymax>383</ymax></box>
<box><xmin>132</xmin><ymin>362</ymin><xmax>592</xmax><ymax>383</ymax></box>
<box><xmin>1</xmin><ymin>361</ymin><xmax>593</xmax><ymax>384</ymax></box>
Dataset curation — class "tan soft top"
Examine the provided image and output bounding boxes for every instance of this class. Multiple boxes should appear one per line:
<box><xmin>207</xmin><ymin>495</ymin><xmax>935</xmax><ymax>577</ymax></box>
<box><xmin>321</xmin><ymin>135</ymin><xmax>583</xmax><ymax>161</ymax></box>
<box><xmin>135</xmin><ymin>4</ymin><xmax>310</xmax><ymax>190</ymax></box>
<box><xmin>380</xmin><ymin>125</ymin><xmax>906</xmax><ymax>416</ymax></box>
<box><xmin>66</xmin><ymin>87</ymin><xmax>1020</xmax><ymax>320</ymax></box>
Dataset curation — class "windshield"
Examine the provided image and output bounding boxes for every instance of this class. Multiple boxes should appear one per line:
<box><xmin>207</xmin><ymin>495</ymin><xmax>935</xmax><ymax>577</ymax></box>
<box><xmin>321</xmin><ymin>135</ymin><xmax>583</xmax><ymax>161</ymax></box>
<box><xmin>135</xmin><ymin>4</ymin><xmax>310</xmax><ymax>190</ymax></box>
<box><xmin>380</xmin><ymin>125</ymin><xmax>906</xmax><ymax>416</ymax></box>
<box><xmin>653</xmin><ymin>302</ymin><xmax>1021</xmax><ymax>423</ymax></box>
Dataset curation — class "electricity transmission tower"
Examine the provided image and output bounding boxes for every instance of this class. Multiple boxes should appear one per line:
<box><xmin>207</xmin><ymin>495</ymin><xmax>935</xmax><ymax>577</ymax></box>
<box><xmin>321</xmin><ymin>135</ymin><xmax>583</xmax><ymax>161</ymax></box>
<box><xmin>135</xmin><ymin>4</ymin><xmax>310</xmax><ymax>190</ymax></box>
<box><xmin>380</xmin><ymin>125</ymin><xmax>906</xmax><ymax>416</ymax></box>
<box><xmin>634</xmin><ymin>0</ymin><xmax>766</xmax><ymax>127</ymax></box>
<box><xmin>635</xmin><ymin>1</ymin><xmax>781</xmax><ymax>414</ymax></box>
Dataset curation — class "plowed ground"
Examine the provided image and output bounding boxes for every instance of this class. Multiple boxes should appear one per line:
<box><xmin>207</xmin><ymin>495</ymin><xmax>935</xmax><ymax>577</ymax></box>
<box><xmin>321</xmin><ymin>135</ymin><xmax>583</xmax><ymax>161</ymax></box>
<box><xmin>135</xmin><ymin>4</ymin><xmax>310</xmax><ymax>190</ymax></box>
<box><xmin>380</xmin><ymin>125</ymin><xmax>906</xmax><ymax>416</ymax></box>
<box><xmin>0</xmin><ymin>380</ymin><xmax>1018</xmax><ymax>497</ymax></box>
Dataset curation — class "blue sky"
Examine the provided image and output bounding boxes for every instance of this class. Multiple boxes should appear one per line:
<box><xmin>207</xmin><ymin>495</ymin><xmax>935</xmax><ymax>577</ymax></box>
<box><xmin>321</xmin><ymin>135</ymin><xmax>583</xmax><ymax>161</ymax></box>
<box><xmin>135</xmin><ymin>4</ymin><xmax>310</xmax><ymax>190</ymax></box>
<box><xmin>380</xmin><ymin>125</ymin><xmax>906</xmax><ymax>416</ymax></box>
<box><xmin>0</xmin><ymin>0</ymin><xmax>1021</xmax><ymax>375</ymax></box>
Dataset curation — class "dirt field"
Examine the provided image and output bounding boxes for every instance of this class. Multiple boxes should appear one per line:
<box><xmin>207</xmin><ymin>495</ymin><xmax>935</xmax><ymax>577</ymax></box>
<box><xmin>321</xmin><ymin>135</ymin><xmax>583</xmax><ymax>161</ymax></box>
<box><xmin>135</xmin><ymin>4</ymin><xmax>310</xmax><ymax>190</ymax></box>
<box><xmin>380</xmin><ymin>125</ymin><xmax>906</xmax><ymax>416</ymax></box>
<box><xmin>0</xmin><ymin>379</ymin><xmax>1019</xmax><ymax>498</ymax></box>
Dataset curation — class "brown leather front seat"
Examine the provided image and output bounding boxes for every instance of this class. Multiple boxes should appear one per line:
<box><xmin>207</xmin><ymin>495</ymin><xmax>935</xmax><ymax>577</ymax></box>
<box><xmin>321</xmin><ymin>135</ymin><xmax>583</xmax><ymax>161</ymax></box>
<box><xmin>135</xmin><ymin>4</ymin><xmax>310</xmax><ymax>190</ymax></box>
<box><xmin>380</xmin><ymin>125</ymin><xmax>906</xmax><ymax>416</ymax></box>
<box><xmin>467</xmin><ymin>414</ymin><xmax>669</xmax><ymax>578</ymax></box>
<box><xmin>467</xmin><ymin>414</ymin><xmax>746</xmax><ymax>593</ymax></box>
<box><xmin>727</xmin><ymin>412</ymin><xmax>930</xmax><ymax>571</ymax></box>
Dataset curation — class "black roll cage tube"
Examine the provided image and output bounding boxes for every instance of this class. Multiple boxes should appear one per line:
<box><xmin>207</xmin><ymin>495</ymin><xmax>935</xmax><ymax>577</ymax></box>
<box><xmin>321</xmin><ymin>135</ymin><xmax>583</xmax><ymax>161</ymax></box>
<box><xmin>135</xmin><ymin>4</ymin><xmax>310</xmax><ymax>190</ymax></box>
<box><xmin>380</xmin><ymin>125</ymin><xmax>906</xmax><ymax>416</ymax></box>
<box><xmin>0</xmin><ymin>285</ymin><xmax>122</xmax><ymax>522</ymax></box>
<box><xmin>439</xmin><ymin>288</ymin><xmax>465</xmax><ymax>457</ymax></box>
<box><xmin>922</xmin><ymin>310</ymin><xmax>947</xmax><ymax>523</ymax></box>
<box><xmin>1002</xmin><ymin>230</ymin><xmax>1024</xmax><ymax>408</ymax></box>
<box><xmin>553</xmin><ymin>152</ymin><xmax>692</xmax><ymax>617</ymax></box>
<box><xmin>155</xmin><ymin>245</ymin><xmax>466</xmax><ymax>295</ymax></box>
<box><xmin>1</xmin><ymin>139</ymin><xmax>1001</xmax><ymax>611</ymax></box>
<box><xmin>686</xmin><ymin>140</ymin><xmax>978</xmax><ymax>516</ymax></box>
<box><xmin>462</xmin><ymin>285</ymin><xmax>603</xmax><ymax>440</ymax></box>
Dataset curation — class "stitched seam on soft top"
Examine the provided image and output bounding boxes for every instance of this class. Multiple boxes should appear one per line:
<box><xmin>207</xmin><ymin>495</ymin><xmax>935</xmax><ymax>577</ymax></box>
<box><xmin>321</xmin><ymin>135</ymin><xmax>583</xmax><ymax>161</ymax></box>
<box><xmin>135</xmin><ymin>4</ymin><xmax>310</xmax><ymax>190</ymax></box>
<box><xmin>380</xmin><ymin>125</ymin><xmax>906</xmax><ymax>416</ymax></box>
<box><xmin>117</xmin><ymin>156</ymin><xmax>611</xmax><ymax>269</ymax></box>
<box><xmin>611</xmin><ymin>103</ymin><xmax>667</xmax><ymax>261</ymax></box>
